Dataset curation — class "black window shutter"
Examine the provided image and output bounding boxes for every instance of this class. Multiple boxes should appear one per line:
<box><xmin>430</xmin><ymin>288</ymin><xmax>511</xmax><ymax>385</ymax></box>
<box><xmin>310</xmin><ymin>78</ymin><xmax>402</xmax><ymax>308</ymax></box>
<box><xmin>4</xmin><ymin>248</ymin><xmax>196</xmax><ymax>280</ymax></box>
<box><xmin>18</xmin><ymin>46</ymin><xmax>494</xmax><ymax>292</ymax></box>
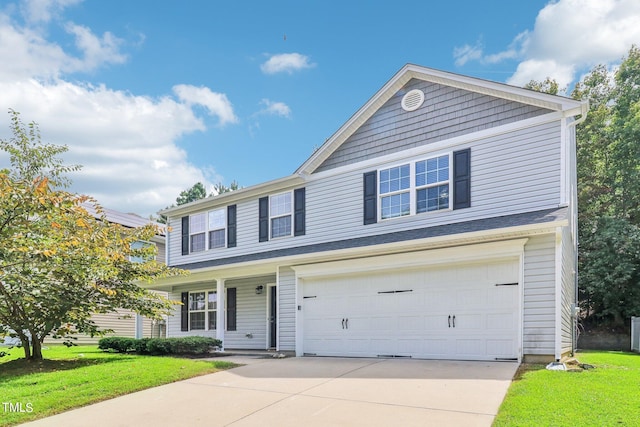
<box><xmin>363</xmin><ymin>171</ymin><xmax>377</xmax><ymax>225</ymax></box>
<box><xmin>181</xmin><ymin>292</ymin><xmax>189</xmax><ymax>331</ymax></box>
<box><xmin>181</xmin><ymin>216</ymin><xmax>189</xmax><ymax>255</ymax></box>
<box><xmin>227</xmin><ymin>205</ymin><xmax>237</xmax><ymax>248</ymax></box>
<box><xmin>453</xmin><ymin>148</ymin><xmax>471</xmax><ymax>210</ymax></box>
<box><xmin>258</xmin><ymin>197</ymin><xmax>269</xmax><ymax>242</ymax></box>
<box><xmin>294</xmin><ymin>188</ymin><xmax>306</xmax><ymax>236</ymax></box>
<box><xmin>226</xmin><ymin>288</ymin><xmax>237</xmax><ymax>331</ymax></box>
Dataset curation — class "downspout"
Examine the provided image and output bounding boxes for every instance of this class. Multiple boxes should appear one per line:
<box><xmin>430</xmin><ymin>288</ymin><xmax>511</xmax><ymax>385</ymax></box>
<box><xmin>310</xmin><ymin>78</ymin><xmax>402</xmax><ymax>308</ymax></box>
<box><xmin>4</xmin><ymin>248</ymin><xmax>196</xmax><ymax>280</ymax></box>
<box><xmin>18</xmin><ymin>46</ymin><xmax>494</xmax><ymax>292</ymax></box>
<box><xmin>566</xmin><ymin>101</ymin><xmax>589</xmax><ymax>355</ymax></box>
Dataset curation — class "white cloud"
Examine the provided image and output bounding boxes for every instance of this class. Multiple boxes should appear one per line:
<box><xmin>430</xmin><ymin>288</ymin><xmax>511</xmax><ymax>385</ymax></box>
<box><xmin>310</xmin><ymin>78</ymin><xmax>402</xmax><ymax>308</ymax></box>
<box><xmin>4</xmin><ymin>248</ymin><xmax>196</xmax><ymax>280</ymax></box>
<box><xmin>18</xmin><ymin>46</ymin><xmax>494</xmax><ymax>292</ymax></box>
<box><xmin>0</xmin><ymin>1</ymin><xmax>237</xmax><ymax>216</ymax></box>
<box><xmin>21</xmin><ymin>0</ymin><xmax>82</xmax><ymax>24</ymax></box>
<box><xmin>173</xmin><ymin>84</ymin><xmax>238</xmax><ymax>126</ymax></box>
<box><xmin>260</xmin><ymin>53</ymin><xmax>315</xmax><ymax>75</ymax></box>
<box><xmin>453</xmin><ymin>43</ymin><xmax>483</xmax><ymax>67</ymax></box>
<box><xmin>259</xmin><ymin>99</ymin><xmax>291</xmax><ymax>118</ymax></box>
<box><xmin>454</xmin><ymin>0</ymin><xmax>640</xmax><ymax>89</ymax></box>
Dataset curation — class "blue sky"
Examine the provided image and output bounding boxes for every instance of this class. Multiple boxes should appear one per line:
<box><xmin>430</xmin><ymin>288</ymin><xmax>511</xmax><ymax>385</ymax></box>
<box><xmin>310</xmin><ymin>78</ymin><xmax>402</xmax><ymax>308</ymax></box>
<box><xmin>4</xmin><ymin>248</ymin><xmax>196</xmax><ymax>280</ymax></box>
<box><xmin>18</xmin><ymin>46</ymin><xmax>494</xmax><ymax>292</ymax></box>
<box><xmin>0</xmin><ymin>0</ymin><xmax>639</xmax><ymax>216</ymax></box>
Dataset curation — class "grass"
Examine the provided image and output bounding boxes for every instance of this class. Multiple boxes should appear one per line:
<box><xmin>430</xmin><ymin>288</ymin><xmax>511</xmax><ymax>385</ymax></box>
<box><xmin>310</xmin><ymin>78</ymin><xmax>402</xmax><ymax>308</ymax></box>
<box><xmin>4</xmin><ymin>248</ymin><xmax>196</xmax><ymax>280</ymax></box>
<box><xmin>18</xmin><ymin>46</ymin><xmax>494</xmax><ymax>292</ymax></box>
<box><xmin>0</xmin><ymin>344</ymin><xmax>236</xmax><ymax>426</ymax></box>
<box><xmin>494</xmin><ymin>351</ymin><xmax>640</xmax><ymax>426</ymax></box>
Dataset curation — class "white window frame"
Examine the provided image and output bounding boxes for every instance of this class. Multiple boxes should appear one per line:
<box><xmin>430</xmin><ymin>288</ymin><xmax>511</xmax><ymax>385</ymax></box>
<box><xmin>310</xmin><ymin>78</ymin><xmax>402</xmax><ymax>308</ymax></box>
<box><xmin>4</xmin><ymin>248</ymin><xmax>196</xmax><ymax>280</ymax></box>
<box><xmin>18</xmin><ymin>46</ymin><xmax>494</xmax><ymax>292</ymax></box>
<box><xmin>129</xmin><ymin>240</ymin><xmax>153</xmax><ymax>263</ymax></box>
<box><xmin>189</xmin><ymin>213</ymin><xmax>206</xmax><ymax>252</ymax></box>
<box><xmin>377</xmin><ymin>152</ymin><xmax>452</xmax><ymax>221</ymax></box>
<box><xmin>378</xmin><ymin>163</ymin><xmax>412</xmax><ymax>220</ymax></box>
<box><xmin>208</xmin><ymin>208</ymin><xmax>227</xmax><ymax>250</ymax></box>
<box><xmin>269</xmin><ymin>191</ymin><xmax>293</xmax><ymax>239</ymax></box>
<box><xmin>188</xmin><ymin>290</ymin><xmax>217</xmax><ymax>331</ymax></box>
<box><xmin>415</xmin><ymin>153</ymin><xmax>452</xmax><ymax>214</ymax></box>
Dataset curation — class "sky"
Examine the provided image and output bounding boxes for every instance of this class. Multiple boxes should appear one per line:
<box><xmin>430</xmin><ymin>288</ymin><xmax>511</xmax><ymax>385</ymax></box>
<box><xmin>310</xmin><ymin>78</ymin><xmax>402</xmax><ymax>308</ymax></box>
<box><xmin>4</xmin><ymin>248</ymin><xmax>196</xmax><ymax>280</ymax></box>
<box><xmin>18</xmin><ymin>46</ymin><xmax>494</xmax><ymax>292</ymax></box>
<box><xmin>0</xmin><ymin>0</ymin><xmax>639</xmax><ymax>217</ymax></box>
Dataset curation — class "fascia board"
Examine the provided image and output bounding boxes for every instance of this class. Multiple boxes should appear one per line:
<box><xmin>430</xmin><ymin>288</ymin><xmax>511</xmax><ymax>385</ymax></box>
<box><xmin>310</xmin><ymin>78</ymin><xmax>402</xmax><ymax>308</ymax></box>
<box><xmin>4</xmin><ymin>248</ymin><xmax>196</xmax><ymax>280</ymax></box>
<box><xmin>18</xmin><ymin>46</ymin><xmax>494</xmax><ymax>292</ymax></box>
<box><xmin>142</xmin><ymin>218</ymin><xmax>566</xmax><ymax>290</ymax></box>
<box><xmin>159</xmin><ymin>174</ymin><xmax>304</xmax><ymax>217</ymax></box>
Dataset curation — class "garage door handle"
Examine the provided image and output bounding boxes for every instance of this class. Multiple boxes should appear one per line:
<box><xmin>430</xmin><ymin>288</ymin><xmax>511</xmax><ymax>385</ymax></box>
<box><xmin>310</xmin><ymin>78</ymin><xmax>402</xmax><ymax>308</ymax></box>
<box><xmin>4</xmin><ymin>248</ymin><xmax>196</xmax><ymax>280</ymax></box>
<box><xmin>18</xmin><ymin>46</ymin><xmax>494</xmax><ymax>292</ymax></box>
<box><xmin>342</xmin><ymin>318</ymin><xmax>345</xmax><ymax>329</ymax></box>
<box><xmin>448</xmin><ymin>315</ymin><xmax>451</xmax><ymax>328</ymax></box>
<box><xmin>453</xmin><ymin>315</ymin><xmax>456</xmax><ymax>328</ymax></box>
<box><xmin>345</xmin><ymin>318</ymin><xmax>349</xmax><ymax>329</ymax></box>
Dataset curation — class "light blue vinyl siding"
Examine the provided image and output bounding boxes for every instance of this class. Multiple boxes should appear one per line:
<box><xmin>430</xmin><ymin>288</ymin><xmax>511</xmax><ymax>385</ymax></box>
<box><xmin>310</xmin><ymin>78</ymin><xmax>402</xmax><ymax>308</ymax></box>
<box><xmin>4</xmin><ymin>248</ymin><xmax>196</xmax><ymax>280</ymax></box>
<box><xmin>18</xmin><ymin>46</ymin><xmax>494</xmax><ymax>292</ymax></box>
<box><xmin>278</xmin><ymin>266</ymin><xmax>296</xmax><ymax>351</ymax></box>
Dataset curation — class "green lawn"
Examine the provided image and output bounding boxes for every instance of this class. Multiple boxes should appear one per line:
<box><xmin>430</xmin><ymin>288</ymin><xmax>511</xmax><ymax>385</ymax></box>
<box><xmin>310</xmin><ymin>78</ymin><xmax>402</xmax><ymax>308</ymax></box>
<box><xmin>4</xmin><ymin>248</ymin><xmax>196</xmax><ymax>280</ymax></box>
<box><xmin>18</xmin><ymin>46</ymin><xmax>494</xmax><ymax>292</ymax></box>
<box><xmin>0</xmin><ymin>345</ymin><xmax>235</xmax><ymax>426</ymax></box>
<box><xmin>494</xmin><ymin>351</ymin><xmax>640</xmax><ymax>426</ymax></box>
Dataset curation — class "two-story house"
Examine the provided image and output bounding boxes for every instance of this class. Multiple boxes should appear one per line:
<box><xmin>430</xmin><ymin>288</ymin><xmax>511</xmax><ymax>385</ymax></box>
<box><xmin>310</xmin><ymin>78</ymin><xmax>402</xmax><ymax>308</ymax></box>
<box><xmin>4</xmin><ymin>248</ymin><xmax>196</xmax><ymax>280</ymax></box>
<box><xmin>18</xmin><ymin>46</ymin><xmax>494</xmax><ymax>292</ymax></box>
<box><xmin>147</xmin><ymin>64</ymin><xmax>588</xmax><ymax>363</ymax></box>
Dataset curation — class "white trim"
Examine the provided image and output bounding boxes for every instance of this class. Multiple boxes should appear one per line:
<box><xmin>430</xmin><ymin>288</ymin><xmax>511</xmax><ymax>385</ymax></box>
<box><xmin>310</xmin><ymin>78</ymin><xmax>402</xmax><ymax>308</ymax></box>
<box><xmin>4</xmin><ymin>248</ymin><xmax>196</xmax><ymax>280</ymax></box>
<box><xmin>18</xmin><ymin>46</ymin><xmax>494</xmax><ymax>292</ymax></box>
<box><xmin>560</xmin><ymin>118</ymin><xmax>567</xmax><ymax>205</ymax></box>
<box><xmin>292</xmin><ymin>239</ymin><xmax>528</xmax><ymax>279</ymax></box>
<box><xmin>554</xmin><ymin>228</ymin><xmax>563</xmax><ymax>361</ymax></box>
<box><xmin>295</xmin><ymin>273</ymin><xmax>303</xmax><ymax>356</ymax></box>
<box><xmin>148</xmin><ymin>219</ymin><xmax>565</xmax><ymax>289</ymax></box>
<box><xmin>304</xmin><ymin>112</ymin><xmax>563</xmax><ymax>181</ymax></box>
<box><xmin>269</xmin><ymin>191</ymin><xmax>294</xmax><ymax>239</ymax></box>
<box><xmin>216</xmin><ymin>279</ymin><xmax>225</xmax><ymax>347</ymax></box>
<box><xmin>518</xmin><ymin>243</ymin><xmax>526</xmax><ymax>362</ymax></box>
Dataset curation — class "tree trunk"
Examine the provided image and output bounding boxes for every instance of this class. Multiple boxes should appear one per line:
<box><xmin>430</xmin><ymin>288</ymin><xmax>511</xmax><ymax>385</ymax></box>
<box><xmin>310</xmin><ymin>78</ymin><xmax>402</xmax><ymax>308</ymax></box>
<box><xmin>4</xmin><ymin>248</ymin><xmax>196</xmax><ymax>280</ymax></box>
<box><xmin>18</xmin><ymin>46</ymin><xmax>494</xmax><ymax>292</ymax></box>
<box><xmin>31</xmin><ymin>339</ymin><xmax>43</xmax><ymax>360</ymax></box>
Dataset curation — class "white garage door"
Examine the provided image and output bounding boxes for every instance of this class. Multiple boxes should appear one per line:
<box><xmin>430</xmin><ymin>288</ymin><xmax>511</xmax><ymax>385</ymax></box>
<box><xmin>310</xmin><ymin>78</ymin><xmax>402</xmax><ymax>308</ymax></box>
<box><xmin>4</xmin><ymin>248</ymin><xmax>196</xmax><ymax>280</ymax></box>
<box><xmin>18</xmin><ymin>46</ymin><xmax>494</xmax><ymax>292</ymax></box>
<box><xmin>302</xmin><ymin>260</ymin><xmax>519</xmax><ymax>361</ymax></box>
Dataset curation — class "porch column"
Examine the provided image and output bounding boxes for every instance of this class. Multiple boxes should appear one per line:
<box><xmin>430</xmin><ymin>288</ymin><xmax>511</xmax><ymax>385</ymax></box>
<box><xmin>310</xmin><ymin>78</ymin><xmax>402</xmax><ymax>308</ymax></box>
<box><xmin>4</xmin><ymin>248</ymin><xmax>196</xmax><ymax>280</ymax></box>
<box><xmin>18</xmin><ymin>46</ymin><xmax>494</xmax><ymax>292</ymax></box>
<box><xmin>216</xmin><ymin>278</ymin><xmax>225</xmax><ymax>349</ymax></box>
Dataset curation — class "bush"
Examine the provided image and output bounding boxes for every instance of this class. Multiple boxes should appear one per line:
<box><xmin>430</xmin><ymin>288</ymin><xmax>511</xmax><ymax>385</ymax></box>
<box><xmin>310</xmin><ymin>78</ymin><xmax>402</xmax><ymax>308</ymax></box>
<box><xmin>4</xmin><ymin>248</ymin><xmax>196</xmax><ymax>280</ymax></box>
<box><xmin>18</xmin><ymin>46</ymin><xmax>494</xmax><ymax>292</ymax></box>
<box><xmin>98</xmin><ymin>336</ymin><xmax>221</xmax><ymax>355</ymax></box>
<box><xmin>98</xmin><ymin>337</ymin><xmax>136</xmax><ymax>353</ymax></box>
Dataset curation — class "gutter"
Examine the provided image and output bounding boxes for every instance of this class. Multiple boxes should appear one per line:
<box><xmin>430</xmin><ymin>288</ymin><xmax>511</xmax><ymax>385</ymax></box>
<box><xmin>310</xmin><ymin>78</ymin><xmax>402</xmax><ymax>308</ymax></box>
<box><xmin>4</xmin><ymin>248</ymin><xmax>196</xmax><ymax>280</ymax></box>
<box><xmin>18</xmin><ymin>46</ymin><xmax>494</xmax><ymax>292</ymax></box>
<box><xmin>566</xmin><ymin>100</ymin><xmax>589</xmax><ymax>355</ymax></box>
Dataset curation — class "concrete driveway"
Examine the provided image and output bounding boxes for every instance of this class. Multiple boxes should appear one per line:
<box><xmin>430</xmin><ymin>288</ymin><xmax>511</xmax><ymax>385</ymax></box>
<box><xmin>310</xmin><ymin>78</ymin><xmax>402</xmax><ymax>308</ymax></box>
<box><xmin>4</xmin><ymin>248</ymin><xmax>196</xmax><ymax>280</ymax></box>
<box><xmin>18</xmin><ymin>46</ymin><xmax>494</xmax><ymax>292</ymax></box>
<box><xmin>23</xmin><ymin>356</ymin><xmax>518</xmax><ymax>427</ymax></box>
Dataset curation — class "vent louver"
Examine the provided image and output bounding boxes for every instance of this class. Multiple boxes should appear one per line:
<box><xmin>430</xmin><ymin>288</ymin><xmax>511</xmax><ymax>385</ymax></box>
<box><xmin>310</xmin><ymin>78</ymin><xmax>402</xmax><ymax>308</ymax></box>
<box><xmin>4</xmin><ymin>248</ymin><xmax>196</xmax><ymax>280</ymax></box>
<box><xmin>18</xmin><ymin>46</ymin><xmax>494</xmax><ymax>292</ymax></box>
<box><xmin>401</xmin><ymin>89</ymin><xmax>425</xmax><ymax>112</ymax></box>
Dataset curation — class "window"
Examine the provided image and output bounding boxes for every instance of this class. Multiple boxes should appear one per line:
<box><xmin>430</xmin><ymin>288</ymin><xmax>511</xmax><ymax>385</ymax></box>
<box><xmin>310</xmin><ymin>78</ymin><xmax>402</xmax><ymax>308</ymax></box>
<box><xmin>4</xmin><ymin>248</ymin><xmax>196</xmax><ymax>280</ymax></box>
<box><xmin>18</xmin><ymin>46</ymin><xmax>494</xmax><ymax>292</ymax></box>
<box><xmin>130</xmin><ymin>241</ymin><xmax>153</xmax><ymax>263</ymax></box>
<box><xmin>188</xmin><ymin>291</ymin><xmax>217</xmax><ymax>330</ymax></box>
<box><xmin>270</xmin><ymin>192</ymin><xmax>292</xmax><ymax>238</ymax></box>
<box><xmin>208</xmin><ymin>208</ymin><xmax>226</xmax><ymax>249</ymax></box>
<box><xmin>189</xmin><ymin>213</ymin><xmax>206</xmax><ymax>252</ymax></box>
<box><xmin>378</xmin><ymin>154</ymin><xmax>451</xmax><ymax>220</ymax></box>
<box><xmin>416</xmin><ymin>155</ymin><xmax>449</xmax><ymax>213</ymax></box>
<box><xmin>379</xmin><ymin>164</ymin><xmax>411</xmax><ymax>219</ymax></box>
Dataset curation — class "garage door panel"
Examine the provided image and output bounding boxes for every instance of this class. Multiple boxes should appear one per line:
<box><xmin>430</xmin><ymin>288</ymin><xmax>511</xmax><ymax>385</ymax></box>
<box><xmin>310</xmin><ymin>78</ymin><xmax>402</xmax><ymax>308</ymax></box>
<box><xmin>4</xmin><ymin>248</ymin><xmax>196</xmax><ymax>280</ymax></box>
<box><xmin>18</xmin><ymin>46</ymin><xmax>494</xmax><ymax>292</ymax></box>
<box><xmin>302</xmin><ymin>260</ymin><xmax>519</xmax><ymax>360</ymax></box>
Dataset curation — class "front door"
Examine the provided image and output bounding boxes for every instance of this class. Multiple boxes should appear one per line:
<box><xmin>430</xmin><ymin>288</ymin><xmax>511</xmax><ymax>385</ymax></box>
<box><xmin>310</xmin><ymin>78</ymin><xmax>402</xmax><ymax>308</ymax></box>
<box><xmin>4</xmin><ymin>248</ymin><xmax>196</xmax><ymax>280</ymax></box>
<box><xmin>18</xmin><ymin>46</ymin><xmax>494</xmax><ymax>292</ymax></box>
<box><xmin>269</xmin><ymin>285</ymin><xmax>277</xmax><ymax>348</ymax></box>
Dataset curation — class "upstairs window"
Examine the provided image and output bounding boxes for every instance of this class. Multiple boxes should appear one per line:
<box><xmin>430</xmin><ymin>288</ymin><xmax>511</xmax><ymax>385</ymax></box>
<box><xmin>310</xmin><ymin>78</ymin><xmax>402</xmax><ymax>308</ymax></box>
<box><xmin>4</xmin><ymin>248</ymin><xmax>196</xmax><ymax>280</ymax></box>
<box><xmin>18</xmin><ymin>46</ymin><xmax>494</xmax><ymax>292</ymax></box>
<box><xmin>208</xmin><ymin>208</ymin><xmax>226</xmax><ymax>249</ymax></box>
<box><xmin>416</xmin><ymin>155</ymin><xmax>450</xmax><ymax>213</ymax></box>
<box><xmin>379</xmin><ymin>164</ymin><xmax>411</xmax><ymax>219</ymax></box>
<box><xmin>270</xmin><ymin>192</ymin><xmax>292</xmax><ymax>238</ymax></box>
<box><xmin>189</xmin><ymin>213</ymin><xmax>206</xmax><ymax>252</ymax></box>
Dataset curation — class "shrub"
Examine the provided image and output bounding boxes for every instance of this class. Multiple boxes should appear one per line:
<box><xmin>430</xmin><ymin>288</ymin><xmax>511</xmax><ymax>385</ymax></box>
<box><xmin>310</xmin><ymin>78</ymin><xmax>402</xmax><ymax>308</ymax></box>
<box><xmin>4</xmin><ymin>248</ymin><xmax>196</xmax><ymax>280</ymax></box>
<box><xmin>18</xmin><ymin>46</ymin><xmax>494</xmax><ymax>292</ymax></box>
<box><xmin>98</xmin><ymin>336</ymin><xmax>221</xmax><ymax>355</ymax></box>
<box><xmin>98</xmin><ymin>337</ymin><xmax>136</xmax><ymax>353</ymax></box>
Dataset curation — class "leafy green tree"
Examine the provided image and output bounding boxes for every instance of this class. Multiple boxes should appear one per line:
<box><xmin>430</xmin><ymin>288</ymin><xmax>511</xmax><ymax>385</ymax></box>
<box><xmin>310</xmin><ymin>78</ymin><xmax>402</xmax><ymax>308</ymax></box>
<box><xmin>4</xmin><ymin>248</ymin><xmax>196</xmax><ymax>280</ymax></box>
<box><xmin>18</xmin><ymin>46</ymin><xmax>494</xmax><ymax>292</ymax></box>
<box><xmin>0</xmin><ymin>110</ymin><xmax>185</xmax><ymax>361</ymax></box>
<box><xmin>524</xmin><ymin>77</ymin><xmax>561</xmax><ymax>95</ymax></box>
<box><xmin>213</xmin><ymin>180</ymin><xmax>240</xmax><ymax>195</ymax></box>
<box><xmin>175</xmin><ymin>182</ymin><xmax>207</xmax><ymax>205</ymax></box>
<box><xmin>579</xmin><ymin>218</ymin><xmax>640</xmax><ymax>324</ymax></box>
<box><xmin>571</xmin><ymin>46</ymin><xmax>640</xmax><ymax>325</ymax></box>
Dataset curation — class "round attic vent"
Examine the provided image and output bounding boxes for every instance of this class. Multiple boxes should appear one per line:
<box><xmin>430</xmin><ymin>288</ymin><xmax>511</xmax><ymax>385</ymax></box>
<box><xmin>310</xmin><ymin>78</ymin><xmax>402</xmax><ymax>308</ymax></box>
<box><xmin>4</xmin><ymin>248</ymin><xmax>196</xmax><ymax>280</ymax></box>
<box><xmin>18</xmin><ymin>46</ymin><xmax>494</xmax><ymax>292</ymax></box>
<box><xmin>401</xmin><ymin>89</ymin><xmax>425</xmax><ymax>112</ymax></box>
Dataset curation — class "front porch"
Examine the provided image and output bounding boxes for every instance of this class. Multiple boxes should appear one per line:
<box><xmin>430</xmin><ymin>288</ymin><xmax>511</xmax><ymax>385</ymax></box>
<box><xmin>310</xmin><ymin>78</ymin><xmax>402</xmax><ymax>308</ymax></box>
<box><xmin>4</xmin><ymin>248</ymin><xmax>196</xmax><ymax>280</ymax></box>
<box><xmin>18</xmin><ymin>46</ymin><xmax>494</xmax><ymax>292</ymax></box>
<box><xmin>165</xmin><ymin>274</ymin><xmax>278</xmax><ymax>351</ymax></box>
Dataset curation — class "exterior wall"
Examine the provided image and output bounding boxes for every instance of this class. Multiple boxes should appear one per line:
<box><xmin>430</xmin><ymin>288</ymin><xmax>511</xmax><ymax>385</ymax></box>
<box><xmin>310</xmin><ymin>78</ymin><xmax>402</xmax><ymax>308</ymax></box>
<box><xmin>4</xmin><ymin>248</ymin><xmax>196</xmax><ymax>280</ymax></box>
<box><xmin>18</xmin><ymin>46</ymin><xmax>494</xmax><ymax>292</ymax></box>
<box><xmin>278</xmin><ymin>266</ymin><xmax>296</xmax><ymax>351</ymax></box>
<box><xmin>522</xmin><ymin>234</ymin><xmax>556</xmax><ymax>357</ymax></box>
<box><xmin>166</xmin><ymin>275</ymin><xmax>275</xmax><ymax>350</ymax></box>
<box><xmin>560</xmin><ymin>225</ymin><xmax>576</xmax><ymax>356</ymax></box>
<box><xmin>316</xmin><ymin>79</ymin><xmax>552</xmax><ymax>172</ymax></box>
<box><xmin>168</xmin><ymin>120</ymin><xmax>562</xmax><ymax>267</ymax></box>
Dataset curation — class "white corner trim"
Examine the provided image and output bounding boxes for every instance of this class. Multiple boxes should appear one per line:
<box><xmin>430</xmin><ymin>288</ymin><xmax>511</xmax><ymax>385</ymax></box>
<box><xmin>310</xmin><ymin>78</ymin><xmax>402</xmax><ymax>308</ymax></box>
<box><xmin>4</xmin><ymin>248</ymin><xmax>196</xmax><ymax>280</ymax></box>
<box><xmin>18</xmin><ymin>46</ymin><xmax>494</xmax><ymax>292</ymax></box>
<box><xmin>292</xmin><ymin>238</ymin><xmax>529</xmax><ymax>279</ymax></box>
<box><xmin>554</xmin><ymin>227</ymin><xmax>563</xmax><ymax>361</ymax></box>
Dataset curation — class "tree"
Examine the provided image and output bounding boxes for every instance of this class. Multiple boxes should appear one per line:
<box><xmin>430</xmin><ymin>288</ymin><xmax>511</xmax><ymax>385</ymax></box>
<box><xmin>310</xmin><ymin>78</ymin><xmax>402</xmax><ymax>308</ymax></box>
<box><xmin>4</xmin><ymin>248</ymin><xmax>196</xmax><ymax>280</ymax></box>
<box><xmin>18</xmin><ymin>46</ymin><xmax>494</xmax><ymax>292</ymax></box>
<box><xmin>175</xmin><ymin>182</ymin><xmax>207</xmax><ymax>205</ymax></box>
<box><xmin>0</xmin><ymin>110</ymin><xmax>185</xmax><ymax>361</ymax></box>
<box><xmin>579</xmin><ymin>218</ymin><xmax>640</xmax><ymax>324</ymax></box>
<box><xmin>524</xmin><ymin>77</ymin><xmax>561</xmax><ymax>95</ymax></box>
<box><xmin>570</xmin><ymin>46</ymin><xmax>640</xmax><ymax>325</ymax></box>
<box><xmin>213</xmin><ymin>180</ymin><xmax>240</xmax><ymax>195</ymax></box>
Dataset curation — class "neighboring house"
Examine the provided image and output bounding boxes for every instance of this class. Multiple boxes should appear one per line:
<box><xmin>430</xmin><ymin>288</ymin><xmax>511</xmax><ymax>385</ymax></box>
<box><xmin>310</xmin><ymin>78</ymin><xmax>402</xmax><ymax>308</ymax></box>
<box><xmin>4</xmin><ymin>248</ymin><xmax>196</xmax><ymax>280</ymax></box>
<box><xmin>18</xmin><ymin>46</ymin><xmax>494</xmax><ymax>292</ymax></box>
<box><xmin>47</xmin><ymin>205</ymin><xmax>168</xmax><ymax>344</ymax></box>
<box><xmin>147</xmin><ymin>64</ymin><xmax>588</xmax><ymax>362</ymax></box>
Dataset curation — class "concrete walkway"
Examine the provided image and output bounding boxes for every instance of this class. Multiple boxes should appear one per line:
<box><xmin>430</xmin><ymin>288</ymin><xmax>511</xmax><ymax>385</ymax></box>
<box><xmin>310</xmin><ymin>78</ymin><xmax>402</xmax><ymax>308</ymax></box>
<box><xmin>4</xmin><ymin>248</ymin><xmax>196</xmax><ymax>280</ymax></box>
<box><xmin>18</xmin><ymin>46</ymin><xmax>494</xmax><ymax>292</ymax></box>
<box><xmin>22</xmin><ymin>356</ymin><xmax>518</xmax><ymax>427</ymax></box>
